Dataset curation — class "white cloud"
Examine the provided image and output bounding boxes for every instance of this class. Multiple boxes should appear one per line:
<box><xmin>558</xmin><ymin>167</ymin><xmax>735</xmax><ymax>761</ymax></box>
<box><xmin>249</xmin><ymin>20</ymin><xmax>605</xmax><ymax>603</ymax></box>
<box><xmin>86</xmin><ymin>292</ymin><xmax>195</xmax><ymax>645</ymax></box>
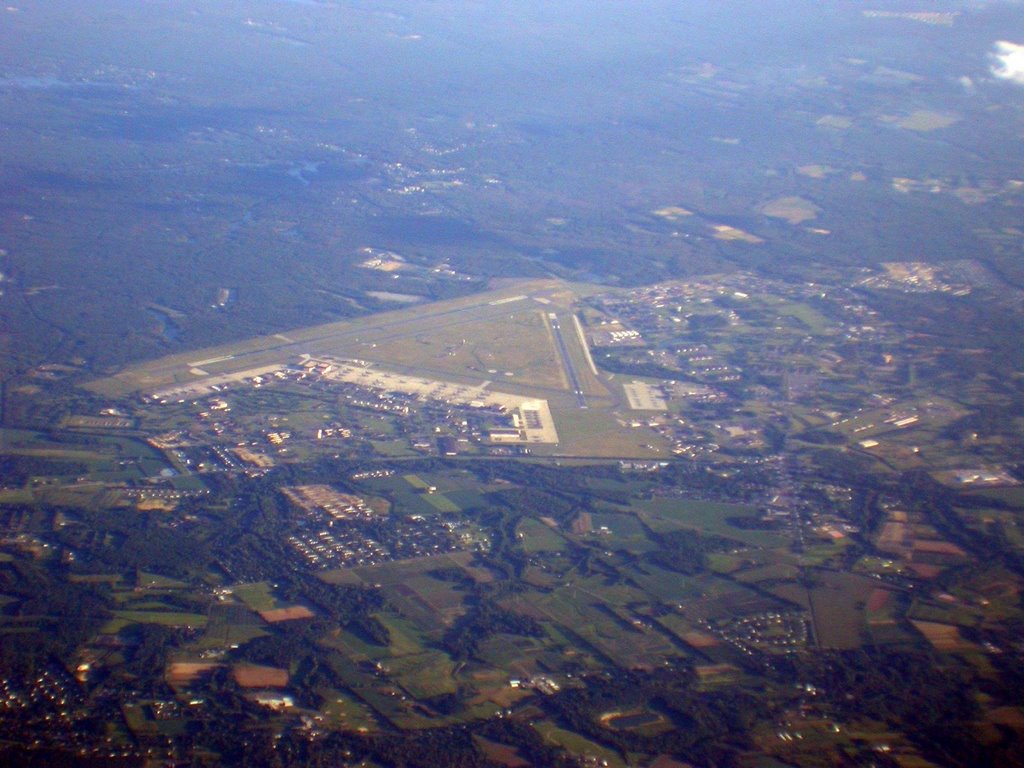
<box><xmin>990</xmin><ymin>40</ymin><xmax>1024</xmax><ymax>85</ymax></box>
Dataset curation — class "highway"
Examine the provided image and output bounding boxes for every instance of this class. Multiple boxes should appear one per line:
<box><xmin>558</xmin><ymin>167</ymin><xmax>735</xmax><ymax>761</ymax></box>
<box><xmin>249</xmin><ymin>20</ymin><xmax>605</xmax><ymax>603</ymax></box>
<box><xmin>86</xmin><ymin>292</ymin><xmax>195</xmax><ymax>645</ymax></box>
<box><xmin>548</xmin><ymin>314</ymin><xmax>587</xmax><ymax>408</ymax></box>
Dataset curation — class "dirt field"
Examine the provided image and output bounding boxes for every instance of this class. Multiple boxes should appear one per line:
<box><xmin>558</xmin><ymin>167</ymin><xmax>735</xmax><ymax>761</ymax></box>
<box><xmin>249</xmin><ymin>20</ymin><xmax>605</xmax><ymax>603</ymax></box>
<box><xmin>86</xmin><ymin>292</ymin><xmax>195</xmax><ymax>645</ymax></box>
<box><xmin>912</xmin><ymin>540</ymin><xmax>967</xmax><ymax>557</ymax></box>
<box><xmin>259</xmin><ymin>606</ymin><xmax>315</xmax><ymax>623</ymax></box>
<box><xmin>866</xmin><ymin>588</ymin><xmax>893</xmax><ymax>612</ymax></box>
<box><xmin>233</xmin><ymin>664</ymin><xmax>289</xmax><ymax>688</ymax></box>
<box><xmin>682</xmin><ymin>630</ymin><xmax>720</xmax><ymax>648</ymax></box>
<box><xmin>911</xmin><ymin>620</ymin><xmax>970</xmax><ymax>651</ymax></box>
<box><xmin>166</xmin><ymin>662</ymin><xmax>220</xmax><ymax>688</ymax></box>
<box><xmin>876</xmin><ymin>521</ymin><xmax>909</xmax><ymax>553</ymax></box>
<box><xmin>475</xmin><ymin>737</ymin><xmax>530</xmax><ymax>768</ymax></box>
<box><xmin>571</xmin><ymin>511</ymin><xmax>593</xmax><ymax>535</ymax></box>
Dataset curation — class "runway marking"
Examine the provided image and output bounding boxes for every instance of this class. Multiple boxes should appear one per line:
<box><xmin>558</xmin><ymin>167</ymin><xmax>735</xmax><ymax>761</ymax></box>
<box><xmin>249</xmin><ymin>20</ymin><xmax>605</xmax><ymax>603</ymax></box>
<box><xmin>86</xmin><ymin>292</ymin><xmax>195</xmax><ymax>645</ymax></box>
<box><xmin>488</xmin><ymin>295</ymin><xmax>527</xmax><ymax>306</ymax></box>
<box><xmin>188</xmin><ymin>355</ymin><xmax>235</xmax><ymax>367</ymax></box>
<box><xmin>548</xmin><ymin>314</ymin><xmax>588</xmax><ymax>409</ymax></box>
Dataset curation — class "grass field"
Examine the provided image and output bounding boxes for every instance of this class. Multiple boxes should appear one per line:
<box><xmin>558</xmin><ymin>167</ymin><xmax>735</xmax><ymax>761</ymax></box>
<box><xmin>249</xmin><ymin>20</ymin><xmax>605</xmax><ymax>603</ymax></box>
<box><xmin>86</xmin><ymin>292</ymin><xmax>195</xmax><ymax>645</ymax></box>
<box><xmin>318</xmin><ymin>568</ymin><xmax>367</xmax><ymax>586</ymax></box>
<box><xmin>198</xmin><ymin>603</ymin><xmax>268</xmax><ymax>649</ymax></box>
<box><xmin>231</xmin><ymin>582</ymin><xmax>280</xmax><ymax>613</ymax></box>
<box><xmin>476</xmin><ymin>631</ymin><xmax>556</xmax><ymax>672</ymax></box>
<box><xmin>103</xmin><ymin>610</ymin><xmax>208</xmax><ymax>634</ymax></box>
<box><xmin>0</xmin><ymin>489</ymin><xmax>34</xmax><ymax>504</ymax></box>
<box><xmin>137</xmin><ymin>572</ymin><xmax>189</xmax><ymax>589</ymax></box>
<box><xmin>404</xmin><ymin>474</ymin><xmax>432</xmax><ymax>490</ymax></box>
<box><xmin>382</xmin><ymin>575</ymin><xmax>467</xmax><ymax>631</ymax></box>
<box><xmin>636</xmin><ymin>498</ymin><xmax>788</xmax><ymax>549</ymax></box>
<box><xmin>731</xmin><ymin>563</ymin><xmax>801</xmax><ymax>584</ymax></box>
<box><xmin>444</xmin><ymin>489</ymin><xmax>489</xmax><ymax>509</ymax></box>
<box><xmin>532</xmin><ymin>584</ymin><xmax>680</xmax><ymax>668</ymax></box>
<box><xmin>587</xmin><ymin>512</ymin><xmax>654</xmax><ymax>551</ymax></box>
<box><xmin>655</xmin><ymin>612</ymin><xmax>717</xmax><ymax>650</ymax></box>
<box><xmin>374</xmin><ymin>613</ymin><xmax>431</xmax><ymax>657</ymax></box>
<box><xmin>364</xmin><ymin>309</ymin><xmax>569</xmax><ymax>391</ymax></box>
<box><xmin>516</xmin><ymin>518</ymin><xmax>568</xmax><ymax>552</ymax></box>
<box><xmin>770</xmin><ymin>299</ymin><xmax>832</xmax><ymax>334</ymax></box>
<box><xmin>665</xmin><ymin>573</ymin><xmax>786</xmax><ymax>624</ymax></box>
<box><xmin>626</xmin><ymin>562</ymin><xmax>707</xmax><ymax>604</ymax></box>
<box><xmin>387</xmin><ymin>651</ymin><xmax>458</xmax><ymax>699</ymax></box>
<box><xmin>356</xmin><ymin>553</ymin><xmax>472</xmax><ymax>586</ymax></box>
<box><xmin>319</xmin><ymin>689</ymin><xmax>380</xmax><ymax>732</ymax></box>
<box><xmin>323</xmin><ymin>652</ymin><xmax>418</xmax><ymax>728</ymax></box>
<box><xmin>806</xmin><ymin>571</ymin><xmax>878</xmax><ymax>649</ymax></box>
<box><xmin>0</xmin><ymin>428</ymin><xmax>174</xmax><ymax>486</ymax></box>
<box><xmin>533</xmin><ymin>722</ymin><xmax>626</xmax><ymax>768</ymax></box>
<box><xmin>474</xmin><ymin>736</ymin><xmax>530</xmax><ymax>768</ymax></box>
<box><xmin>551</xmin><ymin>406</ymin><xmax>667</xmax><ymax>458</ymax></box>
<box><xmin>969</xmin><ymin>487</ymin><xmax>1024</xmax><ymax>508</ymax></box>
<box><xmin>423</xmin><ymin>493</ymin><xmax>461</xmax><ymax>513</ymax></box>
<box><xmin>371</xmin><ymin>440</ymin><xmax>416</xmax><ymax>457</ymax></box>
<box><xmin>906</xmin><ymin>598</ymin><xmax>980</xmax><ymax>627</ymax></box>
<box><xmin>377</xmin><ymin>474</ymin><xmax>463</xmax><ymax>514</ymax></box>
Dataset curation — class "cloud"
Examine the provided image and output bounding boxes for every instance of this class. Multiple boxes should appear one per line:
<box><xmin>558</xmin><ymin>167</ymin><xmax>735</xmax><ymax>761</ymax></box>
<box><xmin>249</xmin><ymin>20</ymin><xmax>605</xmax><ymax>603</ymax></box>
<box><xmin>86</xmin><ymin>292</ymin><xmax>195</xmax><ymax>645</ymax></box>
<box><xmin>991</xmin><ymin>41</ymin><xmax>1024</xmax><ymax>84</ymax></box>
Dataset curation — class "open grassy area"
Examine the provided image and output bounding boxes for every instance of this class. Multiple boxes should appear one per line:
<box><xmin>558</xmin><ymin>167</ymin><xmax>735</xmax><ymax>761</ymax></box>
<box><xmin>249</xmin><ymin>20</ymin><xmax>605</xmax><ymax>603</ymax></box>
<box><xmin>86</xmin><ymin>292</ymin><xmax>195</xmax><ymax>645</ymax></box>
<box><xmin>0</xmin><ymin>489</ymin><xmax>34</xmax><ymax>504</ymax></box>
<box><xmin>381</xmin><ymin>576</ymin><xmax>467</xmax><ymax>631</ymax></box>
<box><xmin>356</xmin><ymin>553</ymin><xmax>472</xmax><ymax>585</ymax></box>
<box><xmin>137</xmin><ymin>572</ymin><xmax>190</xmax><ymax>589</ymax></box>
<box><xmin>529</xmin><ymin>582</ymin><xmax>681</xmax><ymax>668</ymax></box>
<box><xmin>231</xmin><ymin>582</ymin><xmax>280</xmax><ymax>613</ymax></box>
<box><xmin>517</xmin><ymin>518</ymin><xmax>567</xmax><ymax>552</ymax></box>
<box><xmin>366</xmin><ymin>309</ymin><xmax>568</xmax><ymax>391</ymax></box>
<box><xmin>387</xmin><ymin>651</ymin><xmax>458</xmax><ymax>699</ymax></box>
<box><xmin>969</xmin><ymin>487</ymin><xmax>1024</xmax><ymax>508</ymax></box>
<box><xmin>371</xmin><ymin>440</ymin><xmax>416</xmax><ymax>457</ymax></box>
<box><xmin>375</xmin><ymin>613</ymin><xmax>431</xmax><ymax>657</ymax></box>
<box><xmin>770</xmin><ymin>299</ymin><xmax>832</xmax><ymax>334</ymax></box>
<box><xmin>626</xmin><ymin>562</ymin><xmax>708</xmax><ymax>604</ymax></box>
<box><xmin>198</xmin><ymin>603</ymin><xmax>268</xmax><ymax>649</ymax></box>
<box><xmin>636</xmin><ymin>498</ymin><xmax>789</xmax><ymax>549</ymax></box>
<box><xmin>319</xmin><ymin>689</ymin><xmax>380</xmax><ymax>732</ymax></box>
<box><xmin>0</xmin><ymin>430</ymin><xmax>168</xmax><ymax>475</ymax></box>
<box><xmin>533</xmin><ymin>722</ymin><xmax>626</xmax><ymax>768</ymax></box>
<box><xmin>423</xmin><ymin>492</ymin><xmax>461</xmax><ymax>513</ymax></box>
<box><xmin>587</xmin><ymin>512</ymin><xmax>653</xmax><ymax>552</ymax></box>
<box><xmin>806</xmin><ymin>571</ymin><xmax>879</xmax><ymax>649</ymax></box>
<box><xmin>318</xmin><ymin>568</ymin><xmax>367</xmax><ymax>586</ymax></box>
<box><xmin>103</xmin><ymin>610</ymin><xmax>208</xmax><ymax>634</ymax></box>
<box><xmin>551</xmin><ymin>406</ymin><xmax>667</xmax><ymax>458</ymax></box>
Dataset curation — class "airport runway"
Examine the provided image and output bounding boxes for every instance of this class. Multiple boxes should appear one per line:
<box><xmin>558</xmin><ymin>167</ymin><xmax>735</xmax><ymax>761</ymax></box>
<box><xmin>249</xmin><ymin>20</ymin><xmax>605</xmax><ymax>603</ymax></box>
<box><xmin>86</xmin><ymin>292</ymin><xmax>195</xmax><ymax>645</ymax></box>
<box><xmin>548</xmin><ymin>314</ymin><xmax>587</xmax><ymax>408</ymax></box>
<box><xmin>138</xmin><ymin>293</ymin><xmax>520</xmax><ymax>380</ymax></box>
<box><xmin>101</xmin><ymin>280</ymin><xmax>575</xmax><ymax>396</ymax></box>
